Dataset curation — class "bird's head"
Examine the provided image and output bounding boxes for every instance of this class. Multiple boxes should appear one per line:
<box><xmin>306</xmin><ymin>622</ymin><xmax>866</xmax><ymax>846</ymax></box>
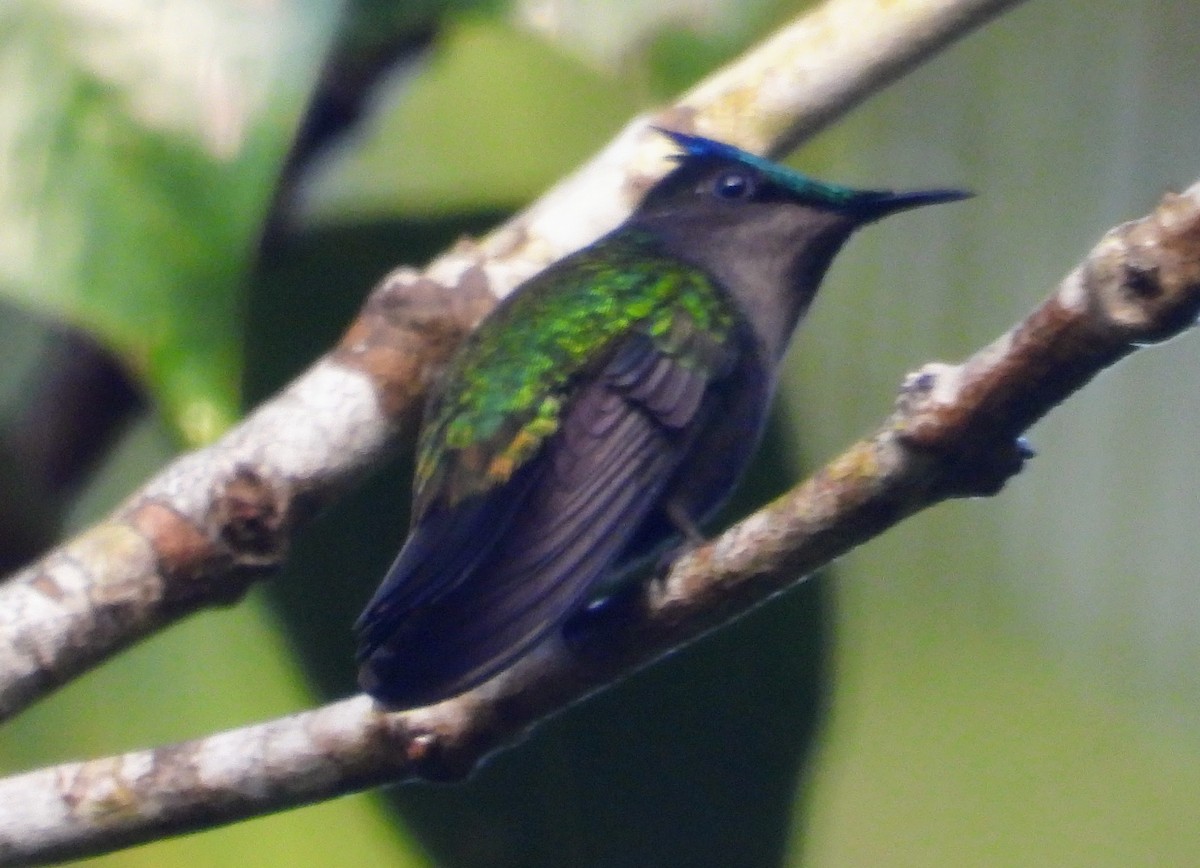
<box><xmin>634</xmin><ymin>128</ymin><xmax>970</xmax><ymax>358</ymax></box>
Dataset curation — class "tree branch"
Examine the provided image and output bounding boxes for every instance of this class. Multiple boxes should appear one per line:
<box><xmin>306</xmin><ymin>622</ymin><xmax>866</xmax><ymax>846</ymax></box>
<box><xmin>2</xmin><ymin>180</ymin><xmax>1198</xmax><ymax>867</ymax></box>
<box><xmin>0</xmin><ymin>0</ymin><xmax>1025</xmax><ymax>721</ymax></box>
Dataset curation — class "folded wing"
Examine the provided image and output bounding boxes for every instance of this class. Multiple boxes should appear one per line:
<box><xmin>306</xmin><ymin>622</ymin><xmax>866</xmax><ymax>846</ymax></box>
<box><xmin>356</xmin><ymin>327</ymin><xmax>734</xmax><ymax>708</ymax></box>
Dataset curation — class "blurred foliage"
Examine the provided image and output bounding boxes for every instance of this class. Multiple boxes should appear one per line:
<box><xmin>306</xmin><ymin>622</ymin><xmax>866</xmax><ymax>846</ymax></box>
<box><xmin>0</xmin><ymin>0</ymin><xmax>340</xmax><ymax>445</ymax></box>
<box><xmin>299</xmin><ymin>18</ymin><xmax>640</xmax><ymax>220</ymax></box>
<box><xmin>2</xmin><ymin>0</ymin><xmax>1200</xmax><ymax>866</ymax></box>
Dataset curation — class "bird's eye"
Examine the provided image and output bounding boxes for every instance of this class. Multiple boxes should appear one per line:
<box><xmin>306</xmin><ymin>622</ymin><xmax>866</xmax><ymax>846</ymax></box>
<box><xmin>713</xmin><ymin>171</ymin><xmax>755</xmax><ymax>200</ymax></box>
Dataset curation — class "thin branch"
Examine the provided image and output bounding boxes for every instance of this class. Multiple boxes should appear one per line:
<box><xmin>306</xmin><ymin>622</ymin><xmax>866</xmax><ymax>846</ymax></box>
<box><xmin>3</xmin><ymin>181</ymin><xmax>1198</xmax><ymax>867</ymax></box>
<box><xmin>0</xmin><ymin>0</ymin><xmax>1025</xmax><ymax>721</ymax></box>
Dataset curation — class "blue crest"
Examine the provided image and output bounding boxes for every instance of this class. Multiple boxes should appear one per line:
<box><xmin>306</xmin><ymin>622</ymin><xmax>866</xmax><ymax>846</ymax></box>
<box><xmin>654</xmin><ymin>127</ymin><xmax>970</xmax><ymax>214</ymax></box>
<box><xmin>654</xmin><ymin>127</ymin><xmax>859</xmax><ymax>205</ymax></box>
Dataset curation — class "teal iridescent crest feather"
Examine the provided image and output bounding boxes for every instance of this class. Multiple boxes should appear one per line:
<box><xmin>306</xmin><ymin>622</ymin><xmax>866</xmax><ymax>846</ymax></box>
<box><xmin>355</xmin><ymin>130</ymin><xmax>969</xmax><ymax>709</ymax></box>
<box><xmin>655</xmin><ymin>128</ymin><xmax>862</xmax><ymax>205</ymax></box>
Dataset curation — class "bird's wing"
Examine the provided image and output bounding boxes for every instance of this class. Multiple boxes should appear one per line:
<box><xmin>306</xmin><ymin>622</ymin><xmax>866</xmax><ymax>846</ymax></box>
<box><xmin>355</xmin><ymin>323</ymin><xmax>737</xmax><ymax>708</ymax></box>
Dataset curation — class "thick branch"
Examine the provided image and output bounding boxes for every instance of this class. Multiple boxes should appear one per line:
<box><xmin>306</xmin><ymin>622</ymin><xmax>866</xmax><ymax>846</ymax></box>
<box><xmin>3</xmin><ymin>181</ymin><xmax>1198</xmax><ymax>867</ymax></box>
<box><xmin>0</xmin><ymin>0</ymin><xmax>1025</xmax><ymax>721</ymax></box>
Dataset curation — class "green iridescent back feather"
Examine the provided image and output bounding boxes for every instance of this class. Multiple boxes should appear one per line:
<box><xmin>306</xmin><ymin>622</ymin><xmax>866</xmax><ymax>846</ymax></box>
<box><xmin>414</xmin><ymin>229</ymin><xmax>739</xmax><ymax>512</ymax></box>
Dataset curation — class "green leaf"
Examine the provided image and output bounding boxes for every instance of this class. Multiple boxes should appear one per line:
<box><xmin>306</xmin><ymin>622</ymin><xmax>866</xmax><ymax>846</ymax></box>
<box><xmin>0</xmin><ymin>0</ymin><xmax>340</xmax><ymax>445</ymax></box>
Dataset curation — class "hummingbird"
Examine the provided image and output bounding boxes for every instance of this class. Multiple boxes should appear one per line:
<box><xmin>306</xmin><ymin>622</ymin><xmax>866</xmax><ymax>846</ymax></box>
<box><xmin>355</xmin><ymin>129</ymin><xmax>968</xmax><ymax>709</ymax></box>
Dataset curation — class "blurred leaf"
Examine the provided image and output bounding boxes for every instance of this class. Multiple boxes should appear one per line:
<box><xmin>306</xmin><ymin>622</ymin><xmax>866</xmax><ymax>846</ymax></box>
<box><xmin>641</xmin><ymin>26</ymin><xmax>741</xmax><ymax>97</ymax></box>
<box><xmin>301</xmin><ymin>17</ymin><xmax>640</xmax><ymax>221</ymax></box>
<box><xmin>0</xmin><ymin>0</ymin><xmax>340</xmax><ymax>445</ymax></box>
<box><xmin>338</xmin><ymin>0</ymin><xmax>507</xmax><ymax>50</ymax></box>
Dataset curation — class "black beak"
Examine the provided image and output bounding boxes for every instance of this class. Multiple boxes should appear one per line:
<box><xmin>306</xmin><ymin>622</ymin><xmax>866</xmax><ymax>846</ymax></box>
<box><xmin>850</xmin><ymin>188</ymin><xmax>973</xmax><ymax>222</ymax></box>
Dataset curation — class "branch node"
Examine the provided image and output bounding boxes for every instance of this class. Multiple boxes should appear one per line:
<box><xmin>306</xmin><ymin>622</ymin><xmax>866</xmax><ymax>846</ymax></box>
<box><xmin>892</xmin><ymin>363</ymin><xmax>1030</xmax><ymax>499</ymax></box>
<box><xmin>1083</xmin><ymin>190</ymin><xmax>1200</xmax><ymax>346</ymax></box>
<box><xmin>213</xmin><ymin>465</ymin><xmax>287</xmax><ymax>563</ymax></box>
<box><xmin>394</xmin><ymin>718</ymin><xmax>483</xmax><ymax>784</ymax></box>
